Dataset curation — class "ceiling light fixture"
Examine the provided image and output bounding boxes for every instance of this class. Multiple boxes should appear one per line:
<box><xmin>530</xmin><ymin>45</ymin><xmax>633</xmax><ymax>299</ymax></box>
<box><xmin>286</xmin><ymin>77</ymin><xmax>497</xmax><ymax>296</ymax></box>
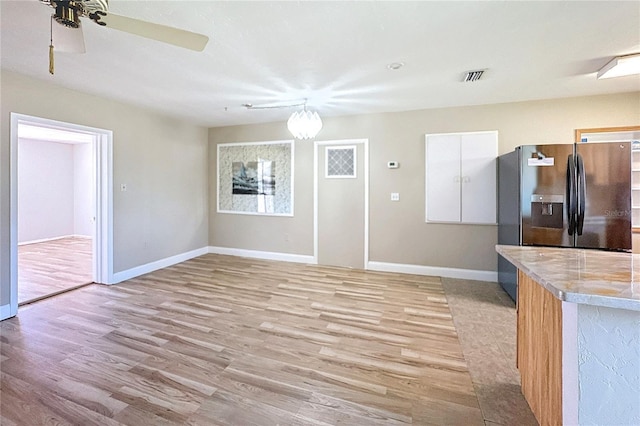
<box><xmin>597</xmin><ymin>53</ymin><xmax>640</xmax><ymax>79</ymax></box>
<box><xmin>287</xmin><ymin>103</ymin><xmax>323</xmax><ymax>140</ymax></box>
<box><xmin>387</xmin><ymin>62</ymin><xmax>404</xmax><ymax>70</ymax></box>
<box><xmin>243</xmin><ymin>99</ymin><xmax>323</xmax><ymax>140</ymax></box>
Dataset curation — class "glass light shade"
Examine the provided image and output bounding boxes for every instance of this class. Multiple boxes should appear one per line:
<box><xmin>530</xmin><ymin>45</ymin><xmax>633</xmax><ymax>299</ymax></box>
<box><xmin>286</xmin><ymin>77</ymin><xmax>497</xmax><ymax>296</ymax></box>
<box><xmin>287</xmin><ymin>109</ymin><xmax>323</xmax><ymax>140</ymax></box>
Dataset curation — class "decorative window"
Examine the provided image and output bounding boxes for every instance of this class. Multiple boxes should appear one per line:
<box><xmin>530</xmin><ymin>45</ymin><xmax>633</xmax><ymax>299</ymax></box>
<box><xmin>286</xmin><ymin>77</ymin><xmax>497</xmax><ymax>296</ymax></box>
<box><xmin>325</xmin><ymin>146</ymin><xmax>356</xmax><ymax>178</ymax></box>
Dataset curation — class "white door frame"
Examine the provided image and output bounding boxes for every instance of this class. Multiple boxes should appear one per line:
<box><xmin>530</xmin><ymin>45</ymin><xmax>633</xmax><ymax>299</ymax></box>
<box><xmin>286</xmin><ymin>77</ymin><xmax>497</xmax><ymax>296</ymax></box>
<box><xmin>313</xmin><ymin>138</ymin><xmax>369</xmax><ymax>268</ymax></box>
<box><xmin>8</xmin><ymin>113</ymin><xmax>114</xmax><ymax>318</ymax></box>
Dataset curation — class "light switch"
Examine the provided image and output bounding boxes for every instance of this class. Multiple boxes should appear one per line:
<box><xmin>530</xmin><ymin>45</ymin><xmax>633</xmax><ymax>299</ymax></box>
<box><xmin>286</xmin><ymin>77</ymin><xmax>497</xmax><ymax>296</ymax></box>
<box><xmin>391</xmin><ymin>192</ymin><xmax>400</xmax><ymax>201</ymax></box>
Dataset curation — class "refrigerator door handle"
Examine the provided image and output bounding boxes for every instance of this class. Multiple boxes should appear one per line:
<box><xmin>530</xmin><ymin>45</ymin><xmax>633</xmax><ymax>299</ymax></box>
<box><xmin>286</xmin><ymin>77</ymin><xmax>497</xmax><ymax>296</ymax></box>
<box><xmin>576</xmin><ymin>153</ymin><xmax>586</xmax><ymax>235</ymax></box>
<box><xmin>566</xmin><ymin>154</ymin><xmax>576</xmax><ymax>235</ymax></box>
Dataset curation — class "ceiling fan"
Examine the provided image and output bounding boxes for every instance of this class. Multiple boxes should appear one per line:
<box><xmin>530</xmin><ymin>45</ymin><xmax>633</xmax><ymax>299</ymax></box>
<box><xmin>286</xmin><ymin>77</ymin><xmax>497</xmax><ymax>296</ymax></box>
<box><xmin>41</xmin><ymin>0</ymin><xmax>209</xmax><ymax>74</ymax></box>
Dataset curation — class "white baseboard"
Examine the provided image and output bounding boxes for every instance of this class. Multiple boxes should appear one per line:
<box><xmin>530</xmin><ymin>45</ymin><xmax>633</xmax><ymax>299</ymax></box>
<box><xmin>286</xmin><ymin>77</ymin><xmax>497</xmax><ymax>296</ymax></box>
<box><xmin>108</xmin><ymin>246</ymin><xmax>495</xmax><ymax>285</ymax></box>
<box><xmin>18</xmin><ymin>234</ymin><xmax>92</xmax><ymax>246</ymax></box>
<box><xmin>0</xmin><ymin>303</ymin><xmax>15</xmax><ymax>321</ymax></box>
<box><xmin>111</xmin><ymin>247</ymin><xmax>210</xmax><ymax>284</ymax></box>
<box><xmin>367</xmin><ymin>261</ymin><xmax>497</xmax><ymax>282</ymax></box>
<box><xmin>206</xmin><ymin>248</ymin><xmax>494</xmax><ymax>281</ymax></box>
<box><xmin>208</xmin><ymin>246</ymin><xmax>316</xmax><ymax>264</ymax></box>
<box><xmin>18</xmin><ymin>235</ymin><xmax>67</xmax><ymax>246</ymax></box>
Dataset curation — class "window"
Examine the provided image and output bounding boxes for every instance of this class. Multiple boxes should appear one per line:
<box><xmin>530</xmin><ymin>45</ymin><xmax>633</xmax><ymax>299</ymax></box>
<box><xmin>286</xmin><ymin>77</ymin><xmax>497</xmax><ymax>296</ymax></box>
<box><xmin>326</xmin><ymin>146</ymin><xmax>356</xmax><ymax>178</ymax></box>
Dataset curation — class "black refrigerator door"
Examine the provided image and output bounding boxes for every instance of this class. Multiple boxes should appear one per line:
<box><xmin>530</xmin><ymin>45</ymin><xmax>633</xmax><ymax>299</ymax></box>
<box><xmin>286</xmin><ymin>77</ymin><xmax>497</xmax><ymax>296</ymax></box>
<box><xmin>497</xmin><ymin>149</ymin><xmax>521</xmax><ymax>301</ymax></box>
<box><xmin>575</xmin><ymin>142</ymin><xmax>631</xmax><ymax>251</ymax></box>
<box><xmin>520</xmin><ymin>144</ymin><xmax>574</xmax><ymax>248</ymax></box>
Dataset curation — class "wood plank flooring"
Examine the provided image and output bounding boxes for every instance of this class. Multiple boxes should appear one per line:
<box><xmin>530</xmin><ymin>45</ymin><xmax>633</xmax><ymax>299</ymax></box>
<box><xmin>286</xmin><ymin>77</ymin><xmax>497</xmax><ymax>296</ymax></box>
<box><xmin>0</xmin><ymin>254</ymin><xmax>485</xmax><ymax>425</ymax></box>
<box><xmin>18</xmin><ymin>237</ymin><xmax>93</xmax><ymax>304</ymax></box>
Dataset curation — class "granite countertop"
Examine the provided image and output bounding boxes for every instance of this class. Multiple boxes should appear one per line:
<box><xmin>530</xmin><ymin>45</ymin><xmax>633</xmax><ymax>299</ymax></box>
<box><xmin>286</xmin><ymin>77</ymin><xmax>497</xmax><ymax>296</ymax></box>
<box><xmin>496</xmin><ymin>245</ymin><xmax>640</xmax><ymax>312</ymax></box>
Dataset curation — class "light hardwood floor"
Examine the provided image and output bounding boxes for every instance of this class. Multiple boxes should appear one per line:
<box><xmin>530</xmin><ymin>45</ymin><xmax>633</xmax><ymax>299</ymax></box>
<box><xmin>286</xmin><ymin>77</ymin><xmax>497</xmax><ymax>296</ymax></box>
<box><xmin>1</xmin><ymin>254</ymin><xmax>532</xmax><ymax>425</ymax></box>
<box><xmin>18</xmin><ymin>237</ymin><xmax>93</xmax><ymax>304</ymax></box>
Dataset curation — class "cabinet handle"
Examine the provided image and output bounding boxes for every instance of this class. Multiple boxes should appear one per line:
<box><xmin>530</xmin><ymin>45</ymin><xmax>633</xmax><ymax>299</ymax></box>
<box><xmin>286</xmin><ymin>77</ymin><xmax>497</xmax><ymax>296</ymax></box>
<box><xmin>454</xmin><ymin>176</ymin><xmax>461</xmax><ymax>182</ymax></box>
<box><xmin>462</xmin><ymin>176</ymin><xmax>471</xmax><ymax>183</ymax></box>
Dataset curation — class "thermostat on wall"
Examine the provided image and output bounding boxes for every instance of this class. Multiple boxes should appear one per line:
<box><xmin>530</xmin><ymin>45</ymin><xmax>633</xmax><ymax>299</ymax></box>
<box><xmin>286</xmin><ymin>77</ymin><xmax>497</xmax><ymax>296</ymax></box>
<box><xmin>387</xmin><ymin>161</ymin><xmax>399</xmax><ymax>169</ymax></box>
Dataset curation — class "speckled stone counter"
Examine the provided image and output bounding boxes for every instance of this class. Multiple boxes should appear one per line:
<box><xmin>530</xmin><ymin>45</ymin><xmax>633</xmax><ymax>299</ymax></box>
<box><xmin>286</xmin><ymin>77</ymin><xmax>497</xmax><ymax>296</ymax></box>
<box><xmin>496</xmin><ymin>244</ymin><xmax>640</xmax><ymax>425</ymax></box>
<box><xmin>496</xmin><ymin>244</ymin><xmax>640</xmax><ymax>311</ymax></box>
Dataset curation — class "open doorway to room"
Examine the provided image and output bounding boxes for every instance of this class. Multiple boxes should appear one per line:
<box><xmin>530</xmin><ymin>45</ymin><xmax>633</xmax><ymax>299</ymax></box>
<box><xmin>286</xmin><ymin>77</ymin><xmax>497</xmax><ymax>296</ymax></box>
<box><xmin>17</xmin><ymin>127</ymin><xmax>95</xmax><ymax>304</ymax></box>
<box><xmin>8</xmin><ymin>113</ymin><xmax>114</xmax><ymax>316</ymax></box>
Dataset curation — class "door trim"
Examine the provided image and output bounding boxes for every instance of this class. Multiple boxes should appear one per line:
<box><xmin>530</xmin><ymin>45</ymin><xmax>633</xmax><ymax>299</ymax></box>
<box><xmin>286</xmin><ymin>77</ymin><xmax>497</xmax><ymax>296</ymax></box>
<box><xmin>313</xmin><ymin>138</ymin><xmax>369</xmax><ymax>268</ymax></box>
<box><xmin>8</xmin><ymin>113</ymin><xmax>114</xmax><ymax>318</ymax></box>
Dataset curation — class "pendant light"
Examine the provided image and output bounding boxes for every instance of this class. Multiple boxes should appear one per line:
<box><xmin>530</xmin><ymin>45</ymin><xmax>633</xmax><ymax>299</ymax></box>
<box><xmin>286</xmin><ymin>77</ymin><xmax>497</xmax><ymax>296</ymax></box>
<box><xmin>243</xmin><ymin>99</ymin><xmax>323</xmax><ymax>140</ymax></box>
<box><xmin>287</xmin><ymin>105</ymin><xmax>323</xmax><ymax>140</ymax></box>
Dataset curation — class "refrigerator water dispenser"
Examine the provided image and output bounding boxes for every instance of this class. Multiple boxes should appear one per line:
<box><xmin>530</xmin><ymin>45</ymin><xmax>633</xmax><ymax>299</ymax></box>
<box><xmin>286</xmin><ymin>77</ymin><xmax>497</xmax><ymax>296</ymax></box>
<box><xmin>531</xmin><ymin>194</ymin><xmax>564</xmax><ymax>229</ymax></box>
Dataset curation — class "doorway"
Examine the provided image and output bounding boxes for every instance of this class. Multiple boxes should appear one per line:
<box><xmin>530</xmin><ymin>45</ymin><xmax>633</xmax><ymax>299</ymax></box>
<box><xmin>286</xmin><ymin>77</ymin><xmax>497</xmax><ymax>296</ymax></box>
<box><xmin>314</xmin><ymin>139</ymin><xmax>369</xmax><ymax>269</ymax></box>
<box><xmin>6</xmin><ymin>113</ymin><xmax>114</xmax><ymax>319</ymax></box>
<box><xmin>17</xmin><ymin>133</ymin><xmax>94</xmax><ymax>304</ymax></box>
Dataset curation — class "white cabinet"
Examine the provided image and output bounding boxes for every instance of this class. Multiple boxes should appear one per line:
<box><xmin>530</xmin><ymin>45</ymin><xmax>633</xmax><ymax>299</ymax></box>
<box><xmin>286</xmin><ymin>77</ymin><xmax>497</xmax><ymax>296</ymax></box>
<box><xmin>425</xmin><ymin>131</ymin><xmax>498</xmax><ymax>224</ymax></box>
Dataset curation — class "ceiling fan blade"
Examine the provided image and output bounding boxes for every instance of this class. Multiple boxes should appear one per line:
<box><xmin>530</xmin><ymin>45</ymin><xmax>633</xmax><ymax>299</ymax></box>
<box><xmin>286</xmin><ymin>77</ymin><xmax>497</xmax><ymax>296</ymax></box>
<box><xmin>97</xmin><ymin>13</ymin><xmax>209</xmax><ymax>52</ymax></box>
<box><xmin>52</xmin><ymin>21</ymin><xmax>86</xmax><ymax>53</ymax></box>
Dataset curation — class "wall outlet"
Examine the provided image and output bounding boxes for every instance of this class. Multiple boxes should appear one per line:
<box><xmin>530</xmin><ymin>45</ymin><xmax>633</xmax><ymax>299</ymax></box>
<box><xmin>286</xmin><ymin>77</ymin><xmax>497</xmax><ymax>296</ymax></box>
<box><xmin>391</xmin><ymin>192</ymin><xmax>400</xmax><ymax>201</ymax></box>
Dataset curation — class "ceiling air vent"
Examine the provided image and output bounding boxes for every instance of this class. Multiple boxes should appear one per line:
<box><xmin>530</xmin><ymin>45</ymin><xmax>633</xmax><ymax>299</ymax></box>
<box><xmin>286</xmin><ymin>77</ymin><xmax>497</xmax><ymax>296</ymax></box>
<box><xmin>463</xmin><ymin>70</ymin><xmax>485</xmax><ymax>82</ymax></box>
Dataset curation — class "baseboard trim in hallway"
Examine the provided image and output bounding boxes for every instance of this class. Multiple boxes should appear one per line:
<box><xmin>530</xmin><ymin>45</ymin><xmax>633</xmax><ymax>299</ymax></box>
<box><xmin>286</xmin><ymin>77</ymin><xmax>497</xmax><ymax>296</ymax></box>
<box><xmin>205</xmin><ymin>247</ymin><xmax>498</xmax><ymax>283</ymax></box>
<box><xmin>111</xmin><ymin>246</ymin><xmax>210</xmax><ymax>284</ymax></box>
<box><xmin>368</xmin><ymin>261</ymin><xmax>498</xmax><ymax>282</ymax></box>
<box><xmin>208</xmin><ymin>245</ymin><xmax>316</xmax><ymax>264</ymax></box>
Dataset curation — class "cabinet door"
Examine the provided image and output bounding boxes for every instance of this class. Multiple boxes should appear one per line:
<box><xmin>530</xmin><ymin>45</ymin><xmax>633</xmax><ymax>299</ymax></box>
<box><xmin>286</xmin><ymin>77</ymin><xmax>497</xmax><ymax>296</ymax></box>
<box><xmin>461</xmin><ymin>132</ymin><xmax>497</xmax><ymax>224</ymax></box>
<box><xmin>426</xmin><ymin>134</ymin><xmax>461</xmax><ymax>222</ymax></box>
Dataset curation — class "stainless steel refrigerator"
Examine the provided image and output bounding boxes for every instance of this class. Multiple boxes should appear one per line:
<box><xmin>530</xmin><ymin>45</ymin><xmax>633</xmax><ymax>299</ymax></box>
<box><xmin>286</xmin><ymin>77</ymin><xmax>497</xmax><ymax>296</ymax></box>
<box><xmin>497</xmin><ymin>142</ymin><xmax>632</xmax><ymax>300</ymax></box>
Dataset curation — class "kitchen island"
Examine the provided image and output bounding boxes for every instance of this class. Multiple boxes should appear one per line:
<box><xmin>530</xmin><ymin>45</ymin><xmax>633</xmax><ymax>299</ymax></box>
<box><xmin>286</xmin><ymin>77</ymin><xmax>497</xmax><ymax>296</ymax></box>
<box><xmin>496</xmin><ymin>245</ymin><xmax>640</xmax><ymax>426</ymax></box>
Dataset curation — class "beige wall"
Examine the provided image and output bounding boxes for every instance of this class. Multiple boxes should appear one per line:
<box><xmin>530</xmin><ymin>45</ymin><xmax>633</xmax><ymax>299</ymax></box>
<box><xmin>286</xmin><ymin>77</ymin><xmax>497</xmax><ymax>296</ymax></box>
<box><xmin>1</xmin><ymin>68</ymin><xmax>637</xmax><ymax>310</ymax></box>
<box><xmin>0</xmin><ymin>71</ymin><xmax>209</xmax><ymax>306</ymax></box>
<box><xmin>209</xmin><ymin>92</ymin><xmax>640</xmax><ymax>273</ymax></box>
<box><xmin>209</xmin><ymin>123</ymin><xmax>315</xmax><ymax>256</ymax></box>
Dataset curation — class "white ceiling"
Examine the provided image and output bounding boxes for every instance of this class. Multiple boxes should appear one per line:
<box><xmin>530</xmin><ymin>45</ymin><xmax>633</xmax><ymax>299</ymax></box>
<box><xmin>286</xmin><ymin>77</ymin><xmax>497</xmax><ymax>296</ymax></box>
<box><xmin>2</xmin><ymin>1</ymin><xmax>639</xmax><ymax>128</ymax></box>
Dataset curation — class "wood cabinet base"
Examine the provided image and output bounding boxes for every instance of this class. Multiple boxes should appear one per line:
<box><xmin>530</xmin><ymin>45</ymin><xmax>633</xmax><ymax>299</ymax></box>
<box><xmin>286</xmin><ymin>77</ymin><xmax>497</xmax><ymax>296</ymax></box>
<box><xmin>517</xmin><ymin>270</ymin><xmax>563</xmax><ymax>426</ymax></box>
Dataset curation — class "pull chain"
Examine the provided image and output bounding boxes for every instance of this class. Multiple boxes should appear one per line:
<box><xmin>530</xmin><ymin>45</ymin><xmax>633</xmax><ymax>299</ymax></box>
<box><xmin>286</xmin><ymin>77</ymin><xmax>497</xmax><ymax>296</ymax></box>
<box><xmin>49</xmin><ymin>15</ymin><xmax>54</xmax><ymax>75</ymax></box>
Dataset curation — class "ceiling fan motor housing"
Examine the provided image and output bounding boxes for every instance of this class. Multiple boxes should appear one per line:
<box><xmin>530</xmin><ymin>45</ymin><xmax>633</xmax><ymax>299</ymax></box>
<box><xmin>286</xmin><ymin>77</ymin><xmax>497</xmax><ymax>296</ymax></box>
<box><xmin>54</xmin><ymin>2</ymin><xmax>80</xmax><ymax>28</ymax></box>
<box><xmin>42</xmin><ymin>0</ymin><xmax>109</xmax><ymax>27</ymax></box>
